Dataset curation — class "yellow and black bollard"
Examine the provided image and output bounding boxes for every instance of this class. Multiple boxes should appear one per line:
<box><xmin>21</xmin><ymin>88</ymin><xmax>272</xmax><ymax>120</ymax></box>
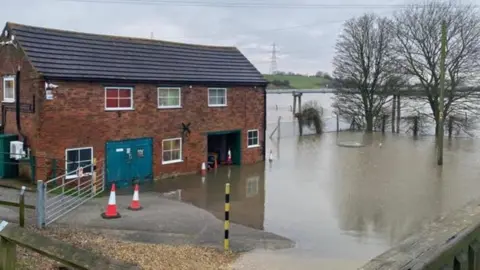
<box><xmin>224</xmin><ymin>183</ymin><xmax>230</xmax><ymax>251</ymax></box>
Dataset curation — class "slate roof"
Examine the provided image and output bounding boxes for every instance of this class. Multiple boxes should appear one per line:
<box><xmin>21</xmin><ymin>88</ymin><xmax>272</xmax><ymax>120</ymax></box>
<box><xmin>5</xmin><ymin>22</ymin><xmax>267</xmax><ymax>85</ymax></box>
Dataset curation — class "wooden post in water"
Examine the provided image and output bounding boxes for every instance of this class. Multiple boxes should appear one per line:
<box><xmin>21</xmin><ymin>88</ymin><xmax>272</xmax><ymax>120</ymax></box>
<box><xmin>448</xmin><ymin>116</ymin><xmax>453</xmax><ymax>139</ymax></box>
<box><xmin>391</xmin><ymin>95</ymin><xmax>396</xmax><ymax>133</ymax></box>
<box><xmin>382</xmin><ymin>114</ymin><xmax>387</xmax><ymax>134</ymax></box>
<box><xmin>292</xmin><ymin>93</ymin><xmax>297</xmax><ymax>116</ymax></box>
<box><xmin>413</xmin><ymin>118</ymin><xmax>417</xmax><ymax>137</ymax></box>
<box><xmin>277</xmin><ymin>116</ymin><xmax>281</xmax><ymax>140</ymax></box>
<box><xmin>336</xmin><ymin>109</ymin><xmax>340</xmax><ymax>132</ymax></box>
<box><xmin>396</xmin><ymin>95</ymin><xmax>401</xmax><ymax>133</ymax></box>
<box><xmin>298</xmin><ymin>93</ymin><xmax>302</xmax><ymax>114</ymax></box>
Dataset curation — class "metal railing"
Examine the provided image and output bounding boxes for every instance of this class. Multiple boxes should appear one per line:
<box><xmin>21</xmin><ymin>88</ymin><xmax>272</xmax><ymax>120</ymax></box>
<box><xmin>36</xmin><ymin>160</ymin><xmax>105</xmax><ymax>228</ymax></box>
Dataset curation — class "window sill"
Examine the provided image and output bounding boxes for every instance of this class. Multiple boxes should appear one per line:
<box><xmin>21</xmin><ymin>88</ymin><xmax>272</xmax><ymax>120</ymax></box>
<box><xmin>158</xmin><ymin>106</ymin><xmax>182</xmax><ymax>109</ymax></box>
<box><xmin>162</xmin><ymin>159</ymin><xmax>184</xmax><ymax>165</ymax></box>
<box><xmin>2</xmin><ymin>99</ymin><xmax>15</xmax><ymax>103</ymax></box>
<box><xmin>105</xmin><ymin>108</ymin><xmax>134</xmax><ymax>111</ymax></box>
<box><xmin>247</xmin><ymin>145</ymin><xmax>260</xmax><ymax>148</ymax></box>
<box><xmin>65</xmin><ymin>173</ymin><xmax>92</xmax><ymax>180</ymax></box>
<box><xmin>208</xmin><ymin>104</ymin><xmax>227</xmax><ymax>108</ymax></box>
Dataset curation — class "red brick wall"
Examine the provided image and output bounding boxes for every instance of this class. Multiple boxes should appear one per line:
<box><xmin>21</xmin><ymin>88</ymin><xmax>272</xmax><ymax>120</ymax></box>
<box><xmin>37</xmin><ymin>82</ymin><xmax>265</xmax><ymax>180</ymax></box>
<box><xmin>0</xmin><ymin>43</ymin><xmax>43</xmax><ymax>179</ymax></box>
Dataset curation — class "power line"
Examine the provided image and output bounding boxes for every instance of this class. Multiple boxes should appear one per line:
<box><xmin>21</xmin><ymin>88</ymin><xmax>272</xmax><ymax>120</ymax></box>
<box><xmin>58</xmin><ymin>0</ymin><xmax>469</xmax><ymax>9</ymax></box>
<box><xmin>161</xmin><ymin>18</ymin><xmax>347</xmax><ymax>40</ymax></box>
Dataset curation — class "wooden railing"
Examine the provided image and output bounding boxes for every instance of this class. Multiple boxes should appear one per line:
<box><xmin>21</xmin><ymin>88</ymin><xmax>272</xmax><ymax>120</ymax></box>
<box><xmin>0</xmin><ymin>220</ymin><xmax>138</xmax><ymax>269</ymax></box>
<box><xmin>360</xmin><ymin>200</ymin><xmax>480</xmax><ymax>270</ymax></box>
<box><xmin>0</xmin><ymin>187</ymin><xmax>34</xmax><ymax>227</ymax></box>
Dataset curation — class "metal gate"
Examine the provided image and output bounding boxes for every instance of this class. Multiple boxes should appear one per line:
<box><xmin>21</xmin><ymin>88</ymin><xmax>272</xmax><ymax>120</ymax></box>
<box><xmin>36</xmin><ymin>160</ymin><xmax>105</xmax><ymax>227</ymax></box>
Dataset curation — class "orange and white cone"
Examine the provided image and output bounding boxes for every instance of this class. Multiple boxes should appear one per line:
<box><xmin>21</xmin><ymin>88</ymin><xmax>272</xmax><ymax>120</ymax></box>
<box><xmin>128</xmin><ymin>184</ymin><xmax>143</xmax><ymax>211</ymax></box>
<box><xmin>101</xmin><ymin>184</ymin><xmax>121</xmax><ymax>219</ymax></box>
<box><xmin>201</xmin><ymin>162</ymin><xmax>207</xmax><ymax>176</ymax></box>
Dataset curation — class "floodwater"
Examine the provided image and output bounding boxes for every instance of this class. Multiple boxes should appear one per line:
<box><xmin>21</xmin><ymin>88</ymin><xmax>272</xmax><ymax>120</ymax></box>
<box><xmin>151</xmin><ymin>93</ymin><xmax>480</xmax><ymax>268</ymax></box>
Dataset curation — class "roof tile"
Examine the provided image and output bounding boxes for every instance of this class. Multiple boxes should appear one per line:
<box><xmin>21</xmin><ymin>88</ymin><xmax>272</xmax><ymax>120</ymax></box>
<box><xmin>6</xmin><ymin>22</ymin><xmax>267</xmax><ymax>85</ymax></box>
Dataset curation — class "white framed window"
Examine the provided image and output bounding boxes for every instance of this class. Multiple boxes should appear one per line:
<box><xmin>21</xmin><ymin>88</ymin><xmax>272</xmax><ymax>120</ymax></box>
<box><xmin>208</xmin><ymin>88</ymin><xmax>227</xmax><ymax>107</ymax></box>
<box><xmin>65</xmin><ymin>147</ymin><xmax>93</xmax><ymax>179</ymax></box>
<box><xmin>105</xmin><ymin>87</ymin><xmax>133</xmax><ymax>110</ymax></box>
<box><xmin>3</xmin><ymin>76</ymin><xmax>15</xmax><ymax>103</ymax></box>
<box><xmin>158</xmin><ymin>87</ymin><xmax>181</xmax><ymax>108</ymax></box>
<box><xmin>247</xmin><ymin>129</ymin><xmax>260</xmax><ymax>148</ymax></box>
<box><xmin>162</xmin><ymin>138</ymin><xmax>182</xmax><ymax>164</ymax></box>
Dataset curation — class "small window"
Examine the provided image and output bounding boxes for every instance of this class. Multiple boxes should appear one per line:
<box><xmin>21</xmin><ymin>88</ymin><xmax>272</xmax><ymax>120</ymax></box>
<box><xmin>158</xmin><ymin>88</ymin><xmax>181</xmax><ymax>108</ymax></box>
<box><xmin>105</xmin><ymin>87</ymin><xmax>133</xmax><ymax>110</ymax></box>
<box><xmin>208</xmin><ymin>88</ymin><xmax>227</xmax><ymax>107</ymax></box>
<box><xmin>162</xmin><ymin>138</ymin><xmax>182</xmax><ymax>164</ymax></box>
<box><xmin>65</xmin><ymin>147</ymin><xmax>93</xmax><ymax>179</ymax></box>
<box><xmin>247</xmin><ymin>129</ymin><xmax>260</xmax><ymax>148</ymax></box>
<box><xmin>3</xmin><ymin>76</ymin><xmax>15</xmax><ymax>103</ymax></box>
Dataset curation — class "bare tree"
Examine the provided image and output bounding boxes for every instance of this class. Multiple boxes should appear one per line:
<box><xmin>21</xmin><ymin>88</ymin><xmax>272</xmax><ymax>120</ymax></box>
<box><xmin>333</xmin><ymin>13</ymin><xmax>400</xmax><ymax>132</ymax></box>
<box><xmin>393</xmin><ymin>1</ymin><xmax>480</xmax><ymax>135</ymax></box>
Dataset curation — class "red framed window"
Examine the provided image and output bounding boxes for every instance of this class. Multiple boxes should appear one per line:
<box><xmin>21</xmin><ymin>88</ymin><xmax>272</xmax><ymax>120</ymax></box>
<box><xmin>105</xmin><ymin>87</ymin><xmax>133</xmax><ymax>110</ymax></box>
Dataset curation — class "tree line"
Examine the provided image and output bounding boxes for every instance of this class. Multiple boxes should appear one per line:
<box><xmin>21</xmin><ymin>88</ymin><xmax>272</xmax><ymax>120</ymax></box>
<box><xmin>333</xmin><ymin>1</ymin><xmax>480</xmax><ymax>134</ymax></box>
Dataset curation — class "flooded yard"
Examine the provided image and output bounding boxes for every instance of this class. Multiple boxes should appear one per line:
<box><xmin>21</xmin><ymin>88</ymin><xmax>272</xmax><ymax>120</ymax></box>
<box><xmin>149</xmin><ymin>93</ymin><xmax>480</xmax><ymax>267</ymax></box>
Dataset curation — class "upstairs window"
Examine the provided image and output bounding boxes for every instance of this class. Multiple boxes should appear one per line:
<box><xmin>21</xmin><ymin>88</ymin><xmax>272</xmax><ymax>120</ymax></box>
<box><xmin>105</xmin><ymin>87</ymin><xmax>133</xmax><ymax>110</ymax></box>
<box><xmin>3</xmin><ymin>76</ymin><xmax>15</xmax><ymax>103</ymax></box>
<box><xmin>247</xmin><ymin>129</ymin><xmax>260</xmax><ymax>148</ymax></box>
<box><xmin>158</xmin><ymin>88</ymin><xmax>181</xmax><ymax>108</ymax></box>
<box><xmin>208</xmin><ymin>88</ymin><xmax>227</xmax><ymax>107</ymax></box>
<box><xmin>65</xmin><ymin>147</ymin><xmax>93</xmax><ymax>179</ymax></box>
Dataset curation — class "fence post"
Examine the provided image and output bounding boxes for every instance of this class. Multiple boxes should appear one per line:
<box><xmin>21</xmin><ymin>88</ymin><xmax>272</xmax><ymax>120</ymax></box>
<box><xmin>382</xmin><ymin>115</ymin><xmax>387</xmax><ymax>134</ymax></box>
<box><xmin>336</xmin><ymin>110</ymin><xmax>340</xmax><ymax>132</ymax></box>
<box><xmin>92</xmin><ymin>160</ymin><xmax>97</xmax><ymax>196</ymax></box>
<box><xmin>391</xmin><ymin>95</ymin><xmax>396</xmax><ymax>133</ymax></box>
<box><xmin>277</xmin><ymin>116</ymin><xmax>281</xmax><ymax>140</ymax></box>
<box><xmin>396</xmin><ymin>95</ymin><xmax>401</xmax><ymax>133</ymax></box>
<box><xmin>36</xmin><ymin>180</ymin><xmax>45</xmax><ymax>229</ymax></box>
<box><xmin>448</xmin><ymin>116</ymin><xmax>453</xmax><ymax>139</ymax></box>
<box><xmin>19</xmin><ymin>186</ymin><xmax>25</xmax><ymax>228</ymax></box>
<box><xmin>0</xmin><ymin>234</ymin><xmax>16</xmax><ymax>270</ymax></box>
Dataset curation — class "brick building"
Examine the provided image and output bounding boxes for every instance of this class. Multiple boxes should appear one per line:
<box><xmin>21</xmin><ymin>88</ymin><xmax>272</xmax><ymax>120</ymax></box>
<box><xmin>0</xmin><ymin>22</ymin><xmax>267</xmax><ymax>186</ymax></box>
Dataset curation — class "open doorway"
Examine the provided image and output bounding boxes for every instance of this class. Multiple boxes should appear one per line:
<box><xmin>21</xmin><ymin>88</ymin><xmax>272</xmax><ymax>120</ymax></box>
<box><xmin>207</xmin><ymin>130</ymin><xmax>241</xmax><ymax>168</ymax></box>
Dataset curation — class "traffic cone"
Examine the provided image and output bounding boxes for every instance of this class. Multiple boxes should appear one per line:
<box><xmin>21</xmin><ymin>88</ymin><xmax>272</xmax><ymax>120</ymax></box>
<box><xmin>101</xmin><ymin>184</ymin><xmax>121</xmax><ymax>219</ymax></box>
<box><xmin>227</xmin><ymin>149</ymin><xmax>232</xmax><ymax>165</ymax></box>
<box><xmin>128</xmin><ymin>184</ymin><xmax>143</xmax><ymax>211</ymax></box>
<box><xmin>201</xmin><ymin>162</ymin><xmax>207</xmax><ymax>176</ymax></box>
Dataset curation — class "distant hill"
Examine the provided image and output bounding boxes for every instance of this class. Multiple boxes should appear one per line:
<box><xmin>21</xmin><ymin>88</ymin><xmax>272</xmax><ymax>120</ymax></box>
<box><xmin>264</xmin><ymin>74</ymin><xmax>332</xmax><ymax>89</ymax></box>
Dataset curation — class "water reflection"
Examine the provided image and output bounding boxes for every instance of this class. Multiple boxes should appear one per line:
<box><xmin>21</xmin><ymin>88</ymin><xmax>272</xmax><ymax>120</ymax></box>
<box><xmin>151</xmin><ymin>163</ymin><xmax>266</xmax><ymax>231</ymax></box>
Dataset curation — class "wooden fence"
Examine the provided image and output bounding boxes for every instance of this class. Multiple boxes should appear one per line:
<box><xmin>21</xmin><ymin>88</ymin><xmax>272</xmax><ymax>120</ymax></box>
<box><xmin>0</xmin><ymin>220</ymin><xmax>138</xmax><ymax>269</ymax></box>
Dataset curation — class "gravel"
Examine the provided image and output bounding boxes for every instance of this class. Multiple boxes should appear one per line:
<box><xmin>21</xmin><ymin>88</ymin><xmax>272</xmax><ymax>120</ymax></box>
<box><xmin>16</xmin><ymin>226</ymin><xmax>238</xmax><ymax>270</ymax></box>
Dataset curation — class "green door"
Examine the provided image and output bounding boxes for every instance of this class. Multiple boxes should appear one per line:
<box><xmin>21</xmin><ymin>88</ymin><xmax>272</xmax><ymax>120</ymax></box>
<box><xmin>105</xmin><ymin>137</ymin><xmax>153</xmax><ymax>188</ymax></box>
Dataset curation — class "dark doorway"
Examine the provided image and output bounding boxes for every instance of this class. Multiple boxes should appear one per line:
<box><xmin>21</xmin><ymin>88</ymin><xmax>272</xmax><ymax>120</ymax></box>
<box><xmin>207</xmin><ymin>130</ymin><xmax>241</xmax><ymax>167</ymax></box>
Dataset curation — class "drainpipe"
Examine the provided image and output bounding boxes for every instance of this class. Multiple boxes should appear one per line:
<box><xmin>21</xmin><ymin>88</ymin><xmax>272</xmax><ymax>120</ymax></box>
<box><xmin>15</xmin><ymin>67</ymin><xmax>28</xmax><ymax>148</ymax></box>
<box><xmin>262</xmin><ymin>85</ymin><xmax>267</xmax><ymax>160</ymax></box>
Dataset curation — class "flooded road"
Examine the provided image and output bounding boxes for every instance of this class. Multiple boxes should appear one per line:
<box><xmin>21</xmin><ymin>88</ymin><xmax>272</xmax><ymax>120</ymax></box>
<box><xmin>151</xmin><ymin>131</ymin><xmax>480</xmax><ymax>267</ymax></box>
<box><xmin>150</xmin><ymin>93</ymin><xmax>480</xmax><ymax>268</ymax></box>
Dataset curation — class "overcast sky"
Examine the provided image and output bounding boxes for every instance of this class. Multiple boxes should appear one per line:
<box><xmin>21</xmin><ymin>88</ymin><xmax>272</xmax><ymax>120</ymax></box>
<box><xmin>2</xmin><ymin>0</ymin><xmax>418</xmax><ymax>75</ymax></box>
